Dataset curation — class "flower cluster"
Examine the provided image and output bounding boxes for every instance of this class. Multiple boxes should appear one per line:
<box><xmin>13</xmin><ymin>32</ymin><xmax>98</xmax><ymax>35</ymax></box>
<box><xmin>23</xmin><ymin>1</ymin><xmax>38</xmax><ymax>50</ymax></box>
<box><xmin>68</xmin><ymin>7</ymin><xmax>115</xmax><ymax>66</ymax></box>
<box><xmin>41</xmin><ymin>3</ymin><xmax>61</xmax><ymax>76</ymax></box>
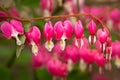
<box><xmin>0</xmin><ymin>19</ymin><xmax>112</xmax><ymax>77</ymax></box>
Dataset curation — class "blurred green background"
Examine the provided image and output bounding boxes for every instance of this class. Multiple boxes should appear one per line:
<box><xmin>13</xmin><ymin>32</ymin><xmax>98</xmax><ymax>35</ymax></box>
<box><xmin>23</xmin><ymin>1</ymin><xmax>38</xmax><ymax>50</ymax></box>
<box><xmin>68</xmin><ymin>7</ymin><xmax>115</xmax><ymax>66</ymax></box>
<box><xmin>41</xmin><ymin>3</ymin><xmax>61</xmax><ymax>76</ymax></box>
<box><xmin>0</xmin><ymin>0</ymin><xmax>120</xmax><ymax>80</ymax></box>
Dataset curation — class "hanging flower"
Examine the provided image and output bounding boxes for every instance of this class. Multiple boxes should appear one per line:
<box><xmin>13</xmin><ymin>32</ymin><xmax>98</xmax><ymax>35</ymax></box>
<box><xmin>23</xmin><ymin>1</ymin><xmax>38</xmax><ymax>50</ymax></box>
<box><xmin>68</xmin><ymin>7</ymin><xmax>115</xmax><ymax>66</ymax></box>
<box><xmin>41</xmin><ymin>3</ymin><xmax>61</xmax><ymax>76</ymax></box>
<box><xmin>25</xmin><ymin>26</ymin><xmax>41</xmax><ymax>56</ymax></box>
<box><xmin>44</xmin><ymin>21</ymin><xmax>54</xmax><ymax>52</ymax></box>
<box><xmin>88</xmin><ymin>20</ymin><xmax>97</xmax><ymax>45</ymax></box>
<box><xmin>0</xmin><ymin>19</ymin><xmax>24</xmax><ymax>45</ymax></box>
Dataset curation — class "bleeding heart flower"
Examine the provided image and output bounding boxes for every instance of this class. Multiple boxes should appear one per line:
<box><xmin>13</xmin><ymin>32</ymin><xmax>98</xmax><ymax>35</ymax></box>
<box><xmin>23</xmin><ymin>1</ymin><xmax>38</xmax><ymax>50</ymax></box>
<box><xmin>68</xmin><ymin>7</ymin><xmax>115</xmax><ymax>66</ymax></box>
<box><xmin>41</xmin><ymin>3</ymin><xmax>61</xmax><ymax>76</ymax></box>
<box><xmin>97</xmin><ymin>28</ymin><xmax>109</xmax><ymax>43</ymax></box>
<box><xmin>88</xmin><ymin>20</ymin><xmax>96</xmax><ymax>45</ymax></box>
<box><xmin>46</xmin><ymin>58</ymin><xmax>67</xmax><ymax>77</ymax></box>
<box><xmin>0</xmin><ymin>19</ymin><xmax>24</xmax><ymax>45</ymax></box>
<box><xmin>0</xmin><ymin>11</ymin><xmax>8</xmax><ymax>22</ymax></box>
<box><xmin>32</xmin><ymin>46</ymin><xmax>50</xmax><ymax>68</ymax></box>
<box><xmin>54</xmin><ymin>20</ymin><xmax>73</xmax><ymax>50</ymax></box>
<box><xmin>25</xmin><ymin>26</ymin><xmax>41</xmax><ymax>56</ymax></box>
<box><xmin>74</xmin><ymin>20</ymin><xmax>84</xmax><ymax>48</ymax></box>
<box><xmin>8</xmin><ymin>7</ymin><xmax>21</xmax><ymax>18</ymax></box>
<box><xmin>44</xmin><ymin>21</ymin><xmax>54</xmax><ymax>52</ymax></box>
<box><xmin>97</xmin><ymin>28</ymin><xmax>109</xmax><ymax>53</ymax></box>
<box><xmin>64</xmin><ymin>45</ymin><xmax>79</xmax><ymax>63</ymax></box>
<box><xmin>95</xmin><ymin>52</ymin><xmax>106</xmax><ymax>74</ymax></box>
<box><xmin>40</xmin><ymin>0</ymin><xmax>53</xmax><ymax>16</ymax></box>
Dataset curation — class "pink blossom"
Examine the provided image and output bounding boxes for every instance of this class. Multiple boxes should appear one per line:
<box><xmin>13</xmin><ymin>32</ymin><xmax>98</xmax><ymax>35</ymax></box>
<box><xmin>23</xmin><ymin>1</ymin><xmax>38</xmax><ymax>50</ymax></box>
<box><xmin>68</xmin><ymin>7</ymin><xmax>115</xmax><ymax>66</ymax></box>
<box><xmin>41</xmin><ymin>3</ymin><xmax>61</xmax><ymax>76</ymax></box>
<box><xmin>53</xmin><ymin>42</ymin><xmax>63</xmax><ymax>58</ymax></box>
<box><xmin>8</xmin><ymin>7</ymin><xmax>21</xmax><ymax>18</ymax></box>
<box><xmin>84</xmin><ymin>49</ymin><xmax>96</xmax><ymax>64</ymax></box>
<box><xmin>64</xmin><ymin>45</ymin><xmax>79</xmax><ymax>63</ymax></box>
<box><xmin>0</xmin><ymin>11</ymin><xmax>8</xmax><ymax>22</ymax></box>
<box><xmin>95</xmin><ymin>52</ymin><xmax>106</xmax><ymax>67</ymax></box>
<box><xmin>109</xmin><ymin>8</ymin><xmax>120</xmax><ymax>23</ymax></box>
<box><xmin>32</xmin><ymin>46</ymin><xmax>50</xmax><ymax>68</ymax></box>
<box><xmin>25</xmin><ymin>26</ymin><xmax>41</xmax><ymax>55</ymax></box>
<box><xmin>88</xmin><ymin>20</ymin><xmax>97</xmax><ymax>45</ymax></box>
<box><xmin>44</xmin><ymin>21</ymin><xmax>54</xmax><ymax>52</ymax></box>
<box><xmin>54</xmin><ymin>20</ymin><xmax>73</xmax><ymax>50</ymax></box>
<box><xmin>74</xmin><ymin>20</ymin><xmax>84</xmax><ymax>48</ymax></box>
<box><xmin>97</xmin><ymin>28</ymin><xmax>109</xmax><ymax>43</ymax></box>
<box><xmin>40</xmin><ymin>0</ymin><xmax>53</xmax><ymax>16</ymax></box>
<box><xmin>83</xmin><ymin>6</ymin><xmax>109</xmax><ymax>21</ymax></box>
<box><xmin>88</xmin><ymin>20</ymin><xmax>96</xmax><ymax>35</ymax></box>
<box><xmin>0</xmin><ymin>20</ymin><xmax>23</xmax><ymax>45</ymax></box>
<box><xmin>112</xmin><ymin>40</ymin><xmax>120</xmax><ymax>57</ymax></box>
<box><xmin>74</xmin><ymin>20</ymin><xmax>84</xmax><ymax>38</ymax></box>
<box><xmin>46</xmin><ymin>58</ymin><xmax>67</xmax><ymax>77</ymax></box>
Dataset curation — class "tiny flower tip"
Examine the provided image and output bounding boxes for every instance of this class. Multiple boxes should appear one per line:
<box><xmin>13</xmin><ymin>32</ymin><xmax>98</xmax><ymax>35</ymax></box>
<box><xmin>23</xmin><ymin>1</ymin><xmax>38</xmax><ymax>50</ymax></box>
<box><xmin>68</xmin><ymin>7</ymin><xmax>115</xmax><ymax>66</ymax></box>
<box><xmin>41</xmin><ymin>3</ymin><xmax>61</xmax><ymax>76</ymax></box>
<box><xmin>45</xmin><ymin>40</ymin><xmax>54</xmax><ymax>52</ymax></box>
<box><xmin>16</xmin><ymin>39</ymin><xmax>22</xmax><ymax>46</ymax></box>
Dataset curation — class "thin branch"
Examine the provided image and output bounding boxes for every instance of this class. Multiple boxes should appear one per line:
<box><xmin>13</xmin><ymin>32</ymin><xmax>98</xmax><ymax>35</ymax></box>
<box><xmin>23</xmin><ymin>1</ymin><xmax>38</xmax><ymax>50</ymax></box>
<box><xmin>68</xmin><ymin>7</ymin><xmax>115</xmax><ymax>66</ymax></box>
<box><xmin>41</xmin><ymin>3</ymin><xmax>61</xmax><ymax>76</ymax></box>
<box><xmin>0</xmin><ymin>13</ymin><xmax>108</xmax><ymax>29</ymax></box>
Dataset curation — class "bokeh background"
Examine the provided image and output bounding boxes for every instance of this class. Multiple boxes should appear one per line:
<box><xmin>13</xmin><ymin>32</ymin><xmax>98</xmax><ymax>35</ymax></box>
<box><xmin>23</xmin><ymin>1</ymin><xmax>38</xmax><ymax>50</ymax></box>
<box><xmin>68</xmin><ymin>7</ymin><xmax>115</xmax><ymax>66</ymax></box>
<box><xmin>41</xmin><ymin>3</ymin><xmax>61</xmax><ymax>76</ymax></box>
<box><xmin>0</xmin><ymin>0</ymin><xmax>120</xmax><ymax>80</ymax></box>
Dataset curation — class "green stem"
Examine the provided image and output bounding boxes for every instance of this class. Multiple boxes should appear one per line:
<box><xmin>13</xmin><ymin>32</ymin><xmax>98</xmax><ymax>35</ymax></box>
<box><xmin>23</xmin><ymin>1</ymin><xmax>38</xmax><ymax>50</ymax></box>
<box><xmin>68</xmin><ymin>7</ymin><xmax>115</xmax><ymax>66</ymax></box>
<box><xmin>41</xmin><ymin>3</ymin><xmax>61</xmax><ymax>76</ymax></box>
<box><xmin>6</xmin><ymin>50</ymin><xmax>16</xmax><ymax>68</ymax></box>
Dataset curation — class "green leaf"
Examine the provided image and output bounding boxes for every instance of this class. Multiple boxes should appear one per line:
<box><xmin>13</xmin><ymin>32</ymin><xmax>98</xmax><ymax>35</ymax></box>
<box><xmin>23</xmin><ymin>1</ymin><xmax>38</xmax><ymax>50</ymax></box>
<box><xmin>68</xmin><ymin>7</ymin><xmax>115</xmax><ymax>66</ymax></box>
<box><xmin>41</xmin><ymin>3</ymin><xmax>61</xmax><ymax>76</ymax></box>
<box><xmin>0</xmin><ymin>66</ymin><xmax>11</xmax><ymax>80</ymax></box>
<box><xmin>14</xmin><ymin>0</ymin><xmax>40</xmax><ymax>8</ymax></box>
<box><xmin>16</xmin><ymin>35</ymin><xmax>26</xmax><ymax>58</ymax></box>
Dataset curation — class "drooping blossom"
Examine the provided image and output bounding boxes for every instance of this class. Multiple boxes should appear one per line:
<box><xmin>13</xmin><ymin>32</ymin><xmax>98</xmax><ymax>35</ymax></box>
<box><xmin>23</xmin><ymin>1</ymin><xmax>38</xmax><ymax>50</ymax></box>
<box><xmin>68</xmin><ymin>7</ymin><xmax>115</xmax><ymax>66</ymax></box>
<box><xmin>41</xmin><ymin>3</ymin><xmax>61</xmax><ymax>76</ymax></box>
<box><xmin>112</xmin><ymin>40</ymin><xmax>120</xmax><ymax>69</ymax></box>
<box><xmin>95</xmin><ymin>52</ymin><xmax>106</xmax><ymax>74</ymax></box>
<box><xmin>46</xmin><ymin>58</ymin><xmax>67</xmax><ymax>77</ymax></box>
<box><xmin>88</xmin><ymin>20</ymin><xmax>97</xmax><ymax>45</ymax></box>
<box><xmin>32</xmin><ymin>46</ymin><xmax>50</xmax><ymax>68</ymax></box>
<box><xmin>107</xmin><ymin>8</ymin><xmax>120</xmax><ymax>31</ymax></box>
<box><xmin>97</xmin><ymin>28</ymin><xmax>109</xmax><ymax>53</ymax></box>
<box><xmin>40</xmin><ymin>0</ymin><xmax>53</xmax><ymax>16</ymax></box>
<box><xmin>0</xmin><ymin>19</ymin><xmax>24</xmax><ymax>45</ymax></box>
<box><xmin>44</xmin><ymin>21</ymin><xmax>54</xmax><ymax>52</ymax></box>
<box><xmin>64</xmin><ymin>45</ymin><xmax>79</xmax><ymax>72</ymax></box>
<box><xmin>74</xmin><ymin>20</ymin><xmax>84</xmax><ymax>48</ymax></box>
<box><xmin>25</xmin><ymin>26</ymin><xmax>41</xmax><ymax>56</ymax></box>
<box><xmin>54</xmin><ymin>20</ymin><xmax>73</xmax><ymax>50</ymax></box>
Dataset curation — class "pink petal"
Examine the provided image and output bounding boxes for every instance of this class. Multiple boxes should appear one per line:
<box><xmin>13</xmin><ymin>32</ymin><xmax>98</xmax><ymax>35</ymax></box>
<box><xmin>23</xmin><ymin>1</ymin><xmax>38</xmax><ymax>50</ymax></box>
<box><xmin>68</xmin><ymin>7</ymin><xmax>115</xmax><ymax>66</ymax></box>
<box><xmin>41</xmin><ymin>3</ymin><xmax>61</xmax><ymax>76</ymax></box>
<box><xmin>54</xmin><ymin>21</ymin><xmax>64</xmax><ymax>40</ymax></box>
<box><xmin>88</xmin><ymin>20</ymin><xmax>96</xmax><ymax>35</ymax></box>
<box><xmin>0</xmin><ymin>11</ymin><xmax>8</xmax><ymax>22</ymax></box>
<box><xmin>10</xmin><ymin>19</ymin><xmax>23</xmax><ymax>34</ymax></box>
<box><xmin>0</xmin><ymin>22</ymin><xmax>12</xmax><ymax>38</ymax></box>
<box><xmin>44</xmin><ymin>21</ymin><xmax>53</xmax><ymax>41</ymax></box>
<box><xmin>97</xmin><ymin>29</ymin><xmax>108</xmax><ymax>43</ymax></box>
<box><xmin>30</xmin><ymin>26</ymin><xmax>41</xmax><ymax>44</ymax></box>
<box><xmin>74</xmin><ymin>20</ymin><xmax>84</xmax><ymax>38</ymax></box>
<box><xmin>64</xmin><ymin>20</ymin><xmax>73</xmax><ymax>39</ymax></box>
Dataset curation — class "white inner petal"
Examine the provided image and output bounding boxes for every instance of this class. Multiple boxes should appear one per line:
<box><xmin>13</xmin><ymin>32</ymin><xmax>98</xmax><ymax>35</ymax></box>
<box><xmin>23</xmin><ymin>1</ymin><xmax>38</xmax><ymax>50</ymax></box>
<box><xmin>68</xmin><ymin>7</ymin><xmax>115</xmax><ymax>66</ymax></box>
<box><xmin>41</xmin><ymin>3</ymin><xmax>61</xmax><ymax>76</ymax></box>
<box><xmin>11</xmin><ymin>28</ymin><xmax>22</xmax><ymax>46</ymax></box>
<box><xmin>43</xmin><ymin>10</ymin><xmax>51</xmax><ymax>17</ymax></box>
<box><xmin>67</xmin><ymin>59</ymin><xmax>73</xmax><ymax>72</ymax></box>
<box><xmin>75</xmin><ymin>38</ymin><xmax>84</xmax><ymax>48</ymax></box>
<box><xmin>45</xmin><ymin>40</ymin><xmax>54</xmax><ymax>52</ymax></box>
<box><xmin>103</xmin><ymin>43</ymin><xmax>106</xmax><ymax>52</ymax></box>
<box><xmin>88</xmin><ymin>35</ymin><xmax>91</xmax><ymax>45</ymax></box>
<box><xmin>31</xmin><ymin>41</ymin><xmax>38</xmax><ymax>56</ymax></box>
<box><xmin>93</xmin><ymin>35</ymin><xmax>96</xmax><ymax>44</ymax></box>
<box><xmin>115</xmin><ymin>56</ymin><xmax>120</xmax><ymax>69</ymax></box>
<box><xmin>79</xmin><ymin>59</ymin><xmax>87</xmax><ymax>72</ymax></box>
